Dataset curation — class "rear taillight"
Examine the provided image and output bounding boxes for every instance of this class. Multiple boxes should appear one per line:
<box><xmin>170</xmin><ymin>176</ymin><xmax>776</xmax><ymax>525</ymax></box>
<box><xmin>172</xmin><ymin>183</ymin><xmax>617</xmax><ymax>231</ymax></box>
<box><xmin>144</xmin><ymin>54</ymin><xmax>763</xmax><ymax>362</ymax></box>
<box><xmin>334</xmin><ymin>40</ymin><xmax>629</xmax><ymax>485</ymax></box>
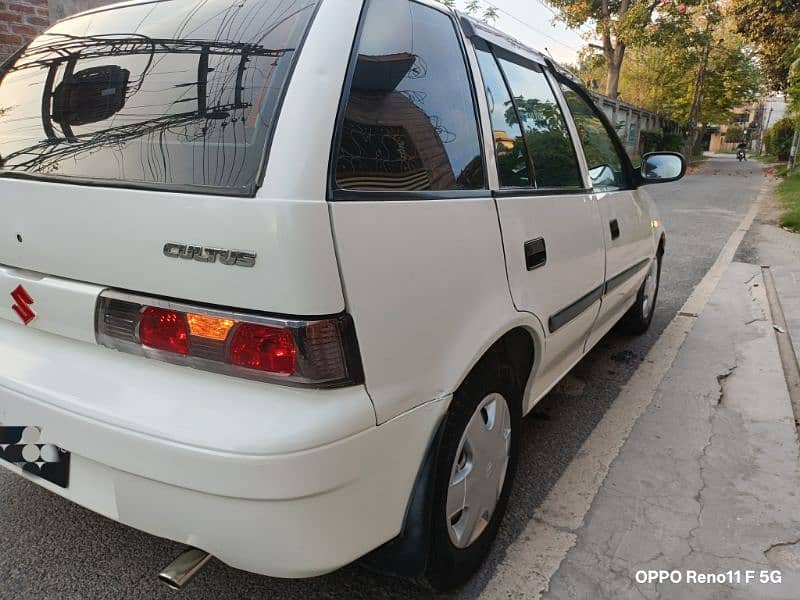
<box><xmin>140</xmin><ymin>307</ymin><xmax>190</xmax><ymax>355</ymax></box>
<box><xmin>229</xmin><ymin>324</ymin><xmax>297</xmax><ymax>374</ymax></box>
<box><xmin>95</xmin><ymin>291</ymin><xmax>363</xmax><ymax>387</ymax></box>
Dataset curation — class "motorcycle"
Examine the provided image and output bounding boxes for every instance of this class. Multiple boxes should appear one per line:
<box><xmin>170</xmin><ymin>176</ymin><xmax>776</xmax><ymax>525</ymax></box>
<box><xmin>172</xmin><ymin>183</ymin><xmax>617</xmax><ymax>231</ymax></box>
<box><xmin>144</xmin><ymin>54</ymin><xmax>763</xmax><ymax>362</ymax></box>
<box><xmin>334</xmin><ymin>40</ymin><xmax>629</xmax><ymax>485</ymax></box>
<box><xmin>737</xmin><ymin>149</ymin><xmax>747</xmax><ymax>162</ymax></box>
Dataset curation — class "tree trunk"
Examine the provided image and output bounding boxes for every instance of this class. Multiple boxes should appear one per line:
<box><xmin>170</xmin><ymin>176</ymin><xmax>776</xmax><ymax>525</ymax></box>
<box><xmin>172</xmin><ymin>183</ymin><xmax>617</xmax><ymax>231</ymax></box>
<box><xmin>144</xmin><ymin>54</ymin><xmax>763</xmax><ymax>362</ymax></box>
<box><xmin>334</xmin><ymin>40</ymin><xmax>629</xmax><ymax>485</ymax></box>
<box><xmin>685</xmin><ymin>19</ymin><xmax>715</xmax><ymax>156</ymax></box>
<box><xmin>606</xmin><ymin>62</ymin><xmax>621</xmax><ymax>100</ymax></box>
<box><xmin>604</xmin><ymin>41</ymin><xmax>625</xmax><ymax>100</ymax></box>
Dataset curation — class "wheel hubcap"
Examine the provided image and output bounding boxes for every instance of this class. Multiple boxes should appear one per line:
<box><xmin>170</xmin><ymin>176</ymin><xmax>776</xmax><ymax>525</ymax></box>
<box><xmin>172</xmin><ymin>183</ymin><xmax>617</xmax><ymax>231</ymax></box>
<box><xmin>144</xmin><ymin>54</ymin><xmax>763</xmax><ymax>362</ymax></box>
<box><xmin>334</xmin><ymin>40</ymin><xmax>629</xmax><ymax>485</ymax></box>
<box><xmin>446</xmin><ymin>393</ymin><xmax>512</xmax><ymax>549</ymax></box>
<box><xmin>642</xmin><ymin>260</ymin><xmax>658</xmax><ymax>318</ymax></box>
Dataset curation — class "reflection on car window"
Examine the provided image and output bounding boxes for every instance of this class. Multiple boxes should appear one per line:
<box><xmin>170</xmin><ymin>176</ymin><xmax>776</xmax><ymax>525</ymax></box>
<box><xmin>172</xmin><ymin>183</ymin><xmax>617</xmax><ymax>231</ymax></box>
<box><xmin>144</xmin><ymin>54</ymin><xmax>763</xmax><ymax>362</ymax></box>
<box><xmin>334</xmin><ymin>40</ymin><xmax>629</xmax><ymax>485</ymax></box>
<box><xmin>560</xmin><ymin>84</ymin><xmax>626</xmax><ymax>191</ymax></box>
<box><xmin>334</xmin><ymin>0</ymin><xmax>485</xmax><ymax>192</ymax></box>
<box><xmin>474</xmin><ymin>48</ymin><xmax>531</xmax><ymax>187</ymax></box>
<box><xmin>497</xmin><ymin>58</ymin><xmax>582</xmax><ymax>189</ymax></box>
<box><xmin>0</xmin><ymin>0</ymin><xmax>318</xmax><ymax>195</ymax></box>
<box><xmin>589</xmin><ymin>164</ymin><xmax>618</xmax><ymax>188</ymax></box>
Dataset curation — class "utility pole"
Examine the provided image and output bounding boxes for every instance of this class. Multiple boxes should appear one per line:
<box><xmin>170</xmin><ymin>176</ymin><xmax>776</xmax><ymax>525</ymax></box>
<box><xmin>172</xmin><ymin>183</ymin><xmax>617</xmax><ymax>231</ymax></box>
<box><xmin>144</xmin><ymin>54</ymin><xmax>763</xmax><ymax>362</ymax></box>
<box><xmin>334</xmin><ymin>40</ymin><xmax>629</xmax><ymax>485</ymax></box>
<box><xmin>758</xmin><ymin>105</ymin><xmax>773</xmax><ymax>156</ymax></box>
<box><xmin>790</xmin><ymin>129</ymin><xmax>799</xmax><ymax>170</ymax></box>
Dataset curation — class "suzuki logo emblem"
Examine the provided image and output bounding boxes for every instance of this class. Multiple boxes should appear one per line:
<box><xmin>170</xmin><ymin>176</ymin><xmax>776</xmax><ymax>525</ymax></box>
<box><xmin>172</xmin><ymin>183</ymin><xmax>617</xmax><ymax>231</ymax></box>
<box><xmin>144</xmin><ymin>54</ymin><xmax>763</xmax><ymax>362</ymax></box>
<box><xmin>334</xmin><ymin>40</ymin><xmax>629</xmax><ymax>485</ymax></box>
<box><xmin>10</xmin><ymin>285</ymin><xmax>35</xmax><ymax>325</ymax></box>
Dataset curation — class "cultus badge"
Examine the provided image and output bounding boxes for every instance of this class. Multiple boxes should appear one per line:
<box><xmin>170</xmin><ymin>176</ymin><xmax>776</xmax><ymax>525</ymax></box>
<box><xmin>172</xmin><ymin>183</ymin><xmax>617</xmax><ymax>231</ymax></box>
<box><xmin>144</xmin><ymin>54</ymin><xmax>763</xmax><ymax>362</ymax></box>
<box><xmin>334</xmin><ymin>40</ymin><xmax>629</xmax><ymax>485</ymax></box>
<box><xmin>163</xmin><ymin>244</ymin><xmax>257</xmax><ymax>268</ymax></box>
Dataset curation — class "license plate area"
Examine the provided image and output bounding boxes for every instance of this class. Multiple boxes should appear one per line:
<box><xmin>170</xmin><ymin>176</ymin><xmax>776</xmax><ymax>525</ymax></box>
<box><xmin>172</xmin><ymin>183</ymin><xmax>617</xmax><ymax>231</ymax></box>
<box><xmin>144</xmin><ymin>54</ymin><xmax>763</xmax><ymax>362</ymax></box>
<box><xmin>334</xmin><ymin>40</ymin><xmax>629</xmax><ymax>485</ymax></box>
<box><xmin>0</xmin><ymin>427</ymin><xmax>70</xmax><ymax>488</ymax></box>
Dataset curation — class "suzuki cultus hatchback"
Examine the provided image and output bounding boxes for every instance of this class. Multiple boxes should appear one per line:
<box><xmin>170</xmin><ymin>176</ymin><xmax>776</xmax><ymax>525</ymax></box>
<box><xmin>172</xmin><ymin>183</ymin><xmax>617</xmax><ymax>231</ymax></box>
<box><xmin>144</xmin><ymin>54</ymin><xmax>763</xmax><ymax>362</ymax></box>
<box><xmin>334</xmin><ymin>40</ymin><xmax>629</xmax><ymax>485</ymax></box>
<box><xmin>0</xmin><ymin>0</ymin><xmax>685</xmax><ymax>591</ymax></box>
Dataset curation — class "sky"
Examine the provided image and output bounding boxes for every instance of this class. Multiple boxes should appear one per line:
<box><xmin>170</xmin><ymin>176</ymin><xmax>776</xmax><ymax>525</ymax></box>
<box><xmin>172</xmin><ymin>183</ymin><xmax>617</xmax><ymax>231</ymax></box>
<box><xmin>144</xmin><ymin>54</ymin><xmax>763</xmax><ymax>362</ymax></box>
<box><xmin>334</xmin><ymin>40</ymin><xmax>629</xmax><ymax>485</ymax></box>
<box><xmin>446</xmin><ymin>0</ymin><xmax>594</xmax><ymax>65</ymax></box>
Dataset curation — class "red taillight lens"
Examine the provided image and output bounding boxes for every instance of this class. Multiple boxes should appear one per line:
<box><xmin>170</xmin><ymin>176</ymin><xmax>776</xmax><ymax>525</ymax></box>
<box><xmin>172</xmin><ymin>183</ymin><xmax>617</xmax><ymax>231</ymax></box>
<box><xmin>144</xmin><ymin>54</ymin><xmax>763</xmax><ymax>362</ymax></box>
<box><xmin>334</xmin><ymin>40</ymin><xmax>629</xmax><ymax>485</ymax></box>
<box><xmin>139</xmin><ymin>307</ymin><xmax>190</xmax><ymax>355</ymax></box>
<box><xmin>96</xmin><ymin>291</ymin><xmax>363</xmax><ymax>387</ymax></box>
<box><xmin>229</xmin><ymin>324</ymin><xmax>297</xmax><ymax>375</ymax></box>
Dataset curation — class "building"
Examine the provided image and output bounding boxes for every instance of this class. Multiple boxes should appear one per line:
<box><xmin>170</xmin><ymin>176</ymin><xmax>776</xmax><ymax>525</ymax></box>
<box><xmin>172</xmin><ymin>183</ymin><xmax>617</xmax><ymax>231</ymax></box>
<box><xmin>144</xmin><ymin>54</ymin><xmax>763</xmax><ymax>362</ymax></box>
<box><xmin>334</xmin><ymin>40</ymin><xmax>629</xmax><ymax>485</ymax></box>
<box><xmin>706</xmin><ymin>93</ymin><xmax>789</xmax><ymax>154</ymax></box>
<box><xmin>1</xmin><ymin>1</ymin><xmax>114</xmax><ymax>64</ymax></box>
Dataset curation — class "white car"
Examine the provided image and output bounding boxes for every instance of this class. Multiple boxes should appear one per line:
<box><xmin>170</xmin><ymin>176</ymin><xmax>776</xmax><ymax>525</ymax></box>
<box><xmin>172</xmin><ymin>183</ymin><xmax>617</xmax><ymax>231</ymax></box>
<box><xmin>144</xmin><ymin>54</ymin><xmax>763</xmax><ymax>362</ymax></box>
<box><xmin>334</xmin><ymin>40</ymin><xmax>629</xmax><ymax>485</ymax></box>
<box><xmin>0</xmin><ymin>0</ymin><xmax>684</xmax><ymax>591</ymax></box>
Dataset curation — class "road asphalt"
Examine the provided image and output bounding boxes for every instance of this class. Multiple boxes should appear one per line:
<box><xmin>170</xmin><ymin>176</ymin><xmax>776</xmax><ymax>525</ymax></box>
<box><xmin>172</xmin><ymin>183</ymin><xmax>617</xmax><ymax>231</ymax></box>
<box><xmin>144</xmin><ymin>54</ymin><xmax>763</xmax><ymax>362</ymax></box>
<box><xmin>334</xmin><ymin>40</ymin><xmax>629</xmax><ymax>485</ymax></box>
<box><xmin>0</xmin><ymin>156</ymin><xmax>774</xmax><ymax>599</ymax></box>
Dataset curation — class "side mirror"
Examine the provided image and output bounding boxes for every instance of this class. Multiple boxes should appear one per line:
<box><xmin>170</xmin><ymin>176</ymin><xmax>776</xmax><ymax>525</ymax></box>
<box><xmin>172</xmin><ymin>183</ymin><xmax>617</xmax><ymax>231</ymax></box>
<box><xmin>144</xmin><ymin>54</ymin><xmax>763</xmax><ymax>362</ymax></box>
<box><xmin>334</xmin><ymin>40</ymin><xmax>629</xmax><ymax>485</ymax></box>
<box><xmin>639</xmin><ymin>152</ymin><xmax>686</xmax><ymax>185</ymax></box>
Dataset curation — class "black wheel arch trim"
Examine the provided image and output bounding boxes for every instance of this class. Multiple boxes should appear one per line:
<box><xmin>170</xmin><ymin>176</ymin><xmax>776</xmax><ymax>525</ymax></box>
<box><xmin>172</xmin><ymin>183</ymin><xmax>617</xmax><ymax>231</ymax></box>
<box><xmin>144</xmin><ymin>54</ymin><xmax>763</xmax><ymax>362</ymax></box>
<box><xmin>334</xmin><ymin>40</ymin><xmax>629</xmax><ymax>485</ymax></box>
<box><xmin>360</xmin><ymin>412</ymin><xmax>446</xmax><ymax>577</ymax></box>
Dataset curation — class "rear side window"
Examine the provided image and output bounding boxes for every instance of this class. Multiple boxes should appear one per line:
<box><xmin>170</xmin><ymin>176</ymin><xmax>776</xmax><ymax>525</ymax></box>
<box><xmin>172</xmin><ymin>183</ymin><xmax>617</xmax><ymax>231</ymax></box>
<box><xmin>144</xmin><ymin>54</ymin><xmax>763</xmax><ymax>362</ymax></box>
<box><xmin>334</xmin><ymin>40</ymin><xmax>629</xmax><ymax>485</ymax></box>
<box><xmin>333</xmin><ymin>0</ymin><xmax>485</xmax><ymax>192</ymax></box>
<box><xmin>496</xmin><ymin>58</ymin><xmax>582</xmax><ymax>189</ymax></box>
<box><xmin>474</xmin><ymin>48</ymin><xmax>531</xmax><ymax>187</ymax></box>
<box><xmin>0</xmin><ymin>0</ymin><xmax>319</xmax><ymax>196</ymax></box>
<box><xmin>560</xmin><ymin>83</ymin><xmax>627</xmax><ymax>191</ymax></box>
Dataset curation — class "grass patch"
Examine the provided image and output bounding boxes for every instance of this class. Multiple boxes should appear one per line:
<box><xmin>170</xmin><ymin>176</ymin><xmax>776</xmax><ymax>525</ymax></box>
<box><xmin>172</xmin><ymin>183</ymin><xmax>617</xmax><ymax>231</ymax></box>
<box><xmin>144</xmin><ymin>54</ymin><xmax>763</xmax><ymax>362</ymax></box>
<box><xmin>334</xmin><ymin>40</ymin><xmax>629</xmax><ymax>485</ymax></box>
<box><xmin>755</xmin><ymin>154</ymin><xmax>781</xmax><ymax>164</ymax></box>
<box><xmin>778</xmin><ymin>168</ymin><xmax>800</xmax><ymax>232</ymax></box>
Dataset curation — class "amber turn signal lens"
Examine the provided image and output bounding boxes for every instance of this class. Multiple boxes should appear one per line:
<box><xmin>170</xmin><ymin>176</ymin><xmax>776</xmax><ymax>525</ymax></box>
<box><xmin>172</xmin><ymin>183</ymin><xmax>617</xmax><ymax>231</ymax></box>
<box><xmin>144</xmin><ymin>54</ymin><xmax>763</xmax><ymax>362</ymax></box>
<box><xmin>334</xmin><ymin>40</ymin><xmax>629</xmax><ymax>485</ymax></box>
<box><xmin>187</xmin><ymin>313</ymin><xmax>236</xmax><ymax>341</ymax></box>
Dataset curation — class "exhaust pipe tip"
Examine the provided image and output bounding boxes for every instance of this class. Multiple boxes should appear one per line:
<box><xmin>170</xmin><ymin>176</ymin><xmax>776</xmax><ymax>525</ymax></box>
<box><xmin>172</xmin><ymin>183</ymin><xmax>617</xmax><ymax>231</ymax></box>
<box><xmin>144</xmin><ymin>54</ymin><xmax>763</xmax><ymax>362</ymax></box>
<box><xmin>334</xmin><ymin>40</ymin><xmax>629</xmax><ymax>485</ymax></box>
<box><xmin>159</xmin><ymin>547</ymin><xmax>213</xmax><ymax>591</ymax></box>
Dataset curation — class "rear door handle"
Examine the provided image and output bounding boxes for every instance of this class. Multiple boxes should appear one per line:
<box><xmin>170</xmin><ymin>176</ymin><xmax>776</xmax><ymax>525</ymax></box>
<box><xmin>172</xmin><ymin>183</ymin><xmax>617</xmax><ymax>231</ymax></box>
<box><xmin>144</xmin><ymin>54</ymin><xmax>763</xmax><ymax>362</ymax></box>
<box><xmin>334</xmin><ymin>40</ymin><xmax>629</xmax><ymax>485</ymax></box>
<box><xmin>525</xmin><ymin>238</ymin><xmax>547</xmax><ymax>271</ymax></box>
<box><xmin>610</xmin><ymin>219</ymin><xmax>620</xmax><ymax>240</ymax></box>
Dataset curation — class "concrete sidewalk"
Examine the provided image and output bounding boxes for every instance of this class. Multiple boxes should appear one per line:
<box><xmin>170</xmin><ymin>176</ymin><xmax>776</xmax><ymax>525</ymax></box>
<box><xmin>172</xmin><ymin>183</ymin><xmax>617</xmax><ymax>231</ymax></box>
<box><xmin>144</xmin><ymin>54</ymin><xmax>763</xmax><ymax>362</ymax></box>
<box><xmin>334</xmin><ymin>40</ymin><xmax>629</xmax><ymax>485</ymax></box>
<box><xmin>739</xmin><ymin>189</ymin><xmax>800</xmax><ymax>413</ymax></box>
<box><xmin>542</xmin><ymin>254</ymin><xmax>800</xmax><ymax>599</ymax></box>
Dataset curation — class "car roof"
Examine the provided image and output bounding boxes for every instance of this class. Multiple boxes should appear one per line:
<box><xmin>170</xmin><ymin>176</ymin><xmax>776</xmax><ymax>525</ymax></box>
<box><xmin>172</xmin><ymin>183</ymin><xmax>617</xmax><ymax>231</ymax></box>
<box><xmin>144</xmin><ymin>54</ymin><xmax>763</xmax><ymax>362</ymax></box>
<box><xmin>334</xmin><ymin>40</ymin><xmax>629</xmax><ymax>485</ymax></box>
<box><xmin>55</xmin><ymin>0</ymin><xmax>584</xmax><ymax>89</ymax></box>
<box><xmin>457</xmin><ymin>11</ymin><xmax>583</xmax><ymax>85</ymax></box>
<box><xmin>56</xmin><ymin>0</ymin><xmax>171</xmax><ymax>24</ymax></box>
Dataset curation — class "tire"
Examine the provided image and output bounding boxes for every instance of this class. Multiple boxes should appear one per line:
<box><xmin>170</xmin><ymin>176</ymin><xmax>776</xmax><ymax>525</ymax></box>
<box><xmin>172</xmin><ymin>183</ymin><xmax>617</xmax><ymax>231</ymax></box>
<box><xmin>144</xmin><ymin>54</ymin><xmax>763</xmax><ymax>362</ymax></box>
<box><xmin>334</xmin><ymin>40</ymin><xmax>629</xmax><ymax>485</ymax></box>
<box><xmin>619</xmin><ymin>253</ymin><xmax>661</xmax><ymax>335</ymax></box>
<box><xmin>424</xmin><ymin>356</ymin><xmax>521</xmax><ymax>591</ymax></box>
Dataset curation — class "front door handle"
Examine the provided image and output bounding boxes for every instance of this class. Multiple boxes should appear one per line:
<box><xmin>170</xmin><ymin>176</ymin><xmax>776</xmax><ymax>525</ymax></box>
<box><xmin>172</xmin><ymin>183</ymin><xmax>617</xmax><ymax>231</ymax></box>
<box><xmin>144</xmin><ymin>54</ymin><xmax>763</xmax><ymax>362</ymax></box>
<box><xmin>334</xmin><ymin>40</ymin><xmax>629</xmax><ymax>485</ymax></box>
<box><xmin>525</xmin><ymin>238</ymin><xmax>547</xmax><ymax>271</ymax></box>
<box><xmin>610</xmin><ymin>219</ymin><xmax>621</xmax><ymax>240</ymax></box>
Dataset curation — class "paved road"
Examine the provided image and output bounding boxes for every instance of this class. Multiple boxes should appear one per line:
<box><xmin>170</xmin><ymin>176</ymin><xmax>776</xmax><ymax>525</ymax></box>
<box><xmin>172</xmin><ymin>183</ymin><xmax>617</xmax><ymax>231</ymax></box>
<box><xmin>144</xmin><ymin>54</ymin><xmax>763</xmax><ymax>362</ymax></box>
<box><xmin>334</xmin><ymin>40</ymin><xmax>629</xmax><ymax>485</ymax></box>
<box><xmin>0</xmin><ymin>156</ymin><xmax>765</xmax><ymax>599</ymax></box>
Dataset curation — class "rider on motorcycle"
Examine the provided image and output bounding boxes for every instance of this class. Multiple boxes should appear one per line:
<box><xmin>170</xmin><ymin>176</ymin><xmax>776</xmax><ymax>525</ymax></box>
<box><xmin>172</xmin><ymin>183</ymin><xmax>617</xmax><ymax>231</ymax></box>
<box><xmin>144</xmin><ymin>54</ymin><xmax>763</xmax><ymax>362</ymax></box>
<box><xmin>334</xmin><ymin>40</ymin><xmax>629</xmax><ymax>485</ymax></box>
<box><xmin>736</xmin><ymin>142</ymin><xmax>748</xmax><ymax>161</ymax></box>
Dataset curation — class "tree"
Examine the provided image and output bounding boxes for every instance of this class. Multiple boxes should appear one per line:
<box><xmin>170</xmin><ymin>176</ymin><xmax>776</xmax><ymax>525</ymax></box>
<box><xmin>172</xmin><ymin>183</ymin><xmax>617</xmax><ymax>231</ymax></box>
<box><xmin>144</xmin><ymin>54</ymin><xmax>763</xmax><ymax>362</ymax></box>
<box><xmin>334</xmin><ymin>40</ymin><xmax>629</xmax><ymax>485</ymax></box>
<box><xmin>438</xmin><ymin>0</ymin><xmax>498</xmax><ymax>22</ymax></box>
<box><xmin>676</xmin><ymin>6</ymin><xmax>761</xmax><ymax>153</ymax></box>
<box><xmin>789</xmin><ymin>40</ymin><xmax>800</xmax><ymax>117</ymax></box>
<box><xmin>545</xmin><ymin>0</ymin><xmax>702</xmax><ymax>100</ymax></box>
<box><xmin>724</xmin><ymin>125</ymin><xmax>744</xmax><ymax>143</ymax></box>
<box><xmin>569</xmin><ymin>5</ymin><xmax>760</xmax><ymax>137</ymax></box>
<box><xmin>763</xmin><ymin>117</ymin><xmax>796</xmax><ymax>160</ymax></box>
<box><xmin>729</xmin><ymin>0</ymin><xmax>800</xmax><ymax>91</ymax></box>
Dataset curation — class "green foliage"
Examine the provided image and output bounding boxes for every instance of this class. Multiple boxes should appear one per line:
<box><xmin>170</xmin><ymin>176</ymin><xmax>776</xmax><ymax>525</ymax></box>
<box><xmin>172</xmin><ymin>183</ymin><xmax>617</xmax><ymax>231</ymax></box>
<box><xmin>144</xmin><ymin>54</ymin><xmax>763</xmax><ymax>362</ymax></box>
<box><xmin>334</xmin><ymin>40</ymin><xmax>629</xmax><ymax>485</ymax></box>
<box><xmin>661</xmin><ymin>133</ymin><xmax>684</xmax><ymax>152</ymax></box>
<box><xmin>700</xmin><ymin>41</ymin><xmax>762</xmax><ymax>125</ymax></box>
<box><xmin>724</xmin><ymin>125</ymin><xmax>744</xmax><ymax>144</ymax></box>
<box><xmin>639</xmin><ymin>130</ymin><xmax>685</xmax><ymax>153</ymax></box>
<box><xmin>640</xmin><ymin>130</ymin><xmax>663</xmax><ymax>153</ymax></box>
<box><xmin>437</xmin><ymin>0</ymin><xmax>497</xmax><ymax>22</ymax></box>
<box><xmin>545</xmin><ymin>0</ymin><xmax>705</xmax><ymax>98</ymax></box>
<box><xmin>545</xmin><ymin>0</ymin><xmax>701</xmax><ymax>41</ymax></box>
<box><xmin>778</xmin><ymin>169</ymin><xmax>800</xmax><ymax>232</ymax></box>
<box><xmin>789</xmin><ymin>40</ymin><xmax>800</xmax><ymax>116</ymax></box>
<box><xmin>764</xmin><ymin>117</ymin><xmax>796</xmax><ymax>161</ymax></box>
<box><xmin>729</xmin><ymin>0</ymin><xmax>800</xmax><ymax>91</ymax></box>
<box><xmin>570</xmin><ymin>7</ymin><xmax>760</xmax><ymax>129</ymax></box>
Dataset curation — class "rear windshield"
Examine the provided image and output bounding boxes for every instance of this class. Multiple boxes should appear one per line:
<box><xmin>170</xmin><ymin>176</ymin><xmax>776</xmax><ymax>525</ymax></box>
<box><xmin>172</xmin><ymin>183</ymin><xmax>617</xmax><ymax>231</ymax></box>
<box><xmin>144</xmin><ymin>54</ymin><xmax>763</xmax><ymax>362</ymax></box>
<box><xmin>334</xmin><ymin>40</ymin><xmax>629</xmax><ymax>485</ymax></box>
<box><xmin>0</xmin><ymin>0</ymin><xmax>319</xmax><ymax>196</ymax></box>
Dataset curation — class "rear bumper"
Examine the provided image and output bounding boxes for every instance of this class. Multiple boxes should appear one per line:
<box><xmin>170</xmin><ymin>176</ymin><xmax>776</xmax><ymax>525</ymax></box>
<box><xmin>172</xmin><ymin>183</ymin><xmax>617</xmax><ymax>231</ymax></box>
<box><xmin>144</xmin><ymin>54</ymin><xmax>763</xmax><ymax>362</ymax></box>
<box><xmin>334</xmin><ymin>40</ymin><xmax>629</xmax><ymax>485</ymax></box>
<box><xmin>0</xmin><ymin>320</ymin><xmax>448</xmax><ymax>577</ymax></box>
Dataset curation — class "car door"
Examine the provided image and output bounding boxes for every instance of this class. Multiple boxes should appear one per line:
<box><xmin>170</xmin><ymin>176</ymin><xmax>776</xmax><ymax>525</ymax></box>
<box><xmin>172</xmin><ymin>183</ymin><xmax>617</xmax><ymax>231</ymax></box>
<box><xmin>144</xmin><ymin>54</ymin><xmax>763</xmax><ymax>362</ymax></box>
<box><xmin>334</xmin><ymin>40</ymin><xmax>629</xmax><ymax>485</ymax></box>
<box><xmin>557</xmin><ymin>81</ymin><xmax>656</xmax><ymax>349</ymax></box>
<box><xmin>473</xmin><ymin>44</ymin><xmax>605</xmax><ymax>391</ymax></box>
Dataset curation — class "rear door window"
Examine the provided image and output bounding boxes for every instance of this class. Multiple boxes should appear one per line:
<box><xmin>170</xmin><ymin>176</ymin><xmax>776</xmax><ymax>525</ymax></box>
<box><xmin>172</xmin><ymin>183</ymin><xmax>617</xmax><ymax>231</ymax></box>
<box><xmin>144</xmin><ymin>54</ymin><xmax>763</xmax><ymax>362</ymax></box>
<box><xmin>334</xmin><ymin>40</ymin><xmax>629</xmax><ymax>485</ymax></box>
<box><xmin>333</xmin><ymin>0</ymin><xmax>485</xmax><ymax>193</ymax></box>
<box><xmin>0</xmin><ymin>0</ymin><xmax>320</xmax><ymax>196</ymax></box>
<box><xmin>496</xmin><ymin>57</ymin><xmax>583</xmax><ymax>189</ymax></box>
